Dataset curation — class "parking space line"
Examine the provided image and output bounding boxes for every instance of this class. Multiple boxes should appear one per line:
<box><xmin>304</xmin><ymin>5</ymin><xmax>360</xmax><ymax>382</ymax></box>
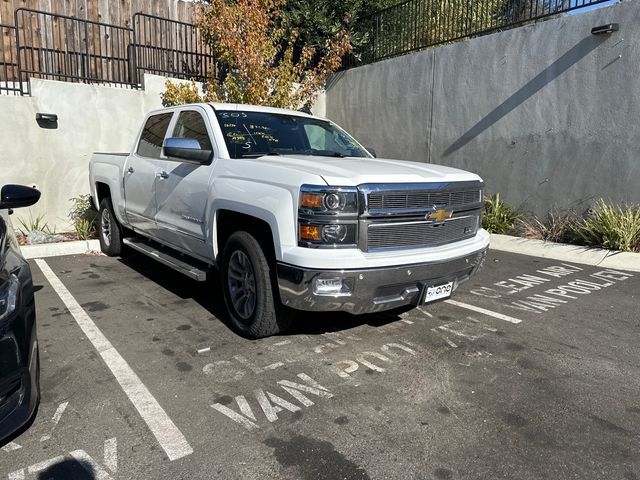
<box><xmin>40</xmin><ymin>401</ymin><xmax>68</xmax><ymax>442</ymax></box>
<box><xmin>34</xmin><ymin>259</ymin><xmax>193</xmax><ymax>462</ymax></box>
<box><xmin>1</xmin><ymin>442</ymin><xmax>22</xmax><ymax>452</ymax></box>
<box><xmin>444</xmin><ymin>299</ymin><xmax>522</xmax><ymax>324</ymax></box>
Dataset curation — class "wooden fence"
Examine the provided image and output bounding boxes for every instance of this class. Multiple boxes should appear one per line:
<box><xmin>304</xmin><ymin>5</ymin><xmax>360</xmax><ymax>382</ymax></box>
<box><xmin>0</xmin><ymin>0</ymin><xmax>195</xmax><ymax>27</ymax></box>
<box><xmin>0</xmin><ymin>0</ymin><xmax>214</xmax><ymax>94</ymax></box>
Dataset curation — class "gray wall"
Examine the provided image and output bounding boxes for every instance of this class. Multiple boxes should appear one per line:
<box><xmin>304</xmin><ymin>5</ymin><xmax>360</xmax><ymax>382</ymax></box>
<box><xmin>0</xmin><ymin>75</ymin><xmax>176</xmax><ymax>231</ymax></box>
<box><xmin>325</xmin><ymin>1</ymin><xmax>640</xmax><ymax>215</ymax></box>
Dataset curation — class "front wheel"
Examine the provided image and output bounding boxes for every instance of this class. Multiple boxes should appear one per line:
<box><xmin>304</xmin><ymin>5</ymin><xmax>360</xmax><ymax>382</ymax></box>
<box><xmin>221</xmin><ymin>231</ymin><xmax>291</xmax><ymax>338</ymax></box>
<box><xmin>98</xmin><ymin>197</ymin><xmax>123</xmax><ymax>256</ymax></box>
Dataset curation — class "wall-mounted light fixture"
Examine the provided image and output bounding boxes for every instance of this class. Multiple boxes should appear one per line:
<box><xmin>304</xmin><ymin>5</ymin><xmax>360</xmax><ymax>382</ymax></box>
<box><xmin>591</xmin><ymin>23</ymin><xmax>619</xmax><ymax>35</ymax></box>
<box><xmin>35</xmin><ymin>113</ymin><xmax>58</xmax><ymax>129</ymax></box>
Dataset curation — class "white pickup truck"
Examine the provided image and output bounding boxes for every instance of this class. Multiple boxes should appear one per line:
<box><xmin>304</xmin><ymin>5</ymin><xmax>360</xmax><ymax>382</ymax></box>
<box><xmin>89</xmin><ymin>103</ymin><xmax>489</xmax><ymax>338</ymax></box>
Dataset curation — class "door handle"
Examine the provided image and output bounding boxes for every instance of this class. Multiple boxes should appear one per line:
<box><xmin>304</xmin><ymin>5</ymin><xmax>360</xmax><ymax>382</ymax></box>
<box><xmin>127</xmin><ymin>166</ymin><xmax>134</xmax><ymax>174</ymax></box>
<box><xmin>156</xmin><ymin>170</ymin><xmax>169</xmax><ymax>179</ymax></box>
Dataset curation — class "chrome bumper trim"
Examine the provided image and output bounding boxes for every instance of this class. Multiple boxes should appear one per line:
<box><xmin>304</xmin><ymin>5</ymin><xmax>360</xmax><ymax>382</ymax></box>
<box><xmin>276</xmin><ymin>247</ymin><xmax>487</xmax><ymax>314</ymax></box>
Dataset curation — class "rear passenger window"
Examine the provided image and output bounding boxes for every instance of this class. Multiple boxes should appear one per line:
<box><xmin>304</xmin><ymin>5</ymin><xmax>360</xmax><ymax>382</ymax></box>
<box><xmin>137</xmin><ymin>113</ymin><xmax>173</xmax><ymax>159</ymax></box>
<box><xmin>172</xmin><ymin>111</ymin><xmax>213</xmax><ymax>152</ymax></box>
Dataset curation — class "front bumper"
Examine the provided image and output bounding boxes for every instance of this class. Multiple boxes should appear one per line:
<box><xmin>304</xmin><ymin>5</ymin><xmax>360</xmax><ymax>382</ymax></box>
<box><xmin>277</xmin><ymin>247</ymin><xmax>487</xmax><ymax>314</ymax></box>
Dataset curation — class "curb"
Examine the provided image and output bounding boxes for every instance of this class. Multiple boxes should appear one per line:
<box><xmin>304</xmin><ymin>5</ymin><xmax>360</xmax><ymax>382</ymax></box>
<box><xmin>21</xmin><ymin>239</ymin><xmax>101</xmax><ymax>260</ymax></box>
<box><xmin>489</xmin><ymin>234</ymin><xmax>640</xmax><ymax>272</ymax></box>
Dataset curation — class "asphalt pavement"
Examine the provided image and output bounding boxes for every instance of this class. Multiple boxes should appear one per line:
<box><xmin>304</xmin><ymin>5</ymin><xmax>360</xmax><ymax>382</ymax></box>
<box><xmin>1</xmin><ymin>249</ymin><xmax>638</xmax><ymax>480</ymax></box>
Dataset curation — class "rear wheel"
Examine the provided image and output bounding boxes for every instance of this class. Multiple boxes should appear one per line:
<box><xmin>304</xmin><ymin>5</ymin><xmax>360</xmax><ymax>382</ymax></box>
<box><xmin>98</xmin><ymin>197</ymin><xmax>122</xmax><ymax>256</ymax></box>
<box><xmin>222</xmin><ymin>231</ymin><xmax>291</xmax><ymax>338</ymax></box>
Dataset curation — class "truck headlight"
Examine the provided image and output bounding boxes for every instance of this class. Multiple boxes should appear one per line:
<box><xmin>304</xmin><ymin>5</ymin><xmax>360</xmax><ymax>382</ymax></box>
<box><xmin>299</xmin><ymin>185</ymin><xmax>358</xmax><ymax>215</ymax></box>
<box><xmin>298</xmin><ymin>186</ymin><xmax>359</xmax><ymax>248</ymax></box>
<box><xmin>0</xmin><ymin>274</ymin><xmax>19</xmax><ymax>325</ymax></box>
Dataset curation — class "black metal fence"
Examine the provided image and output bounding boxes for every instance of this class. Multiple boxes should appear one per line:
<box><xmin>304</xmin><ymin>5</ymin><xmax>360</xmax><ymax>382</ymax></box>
<box><xmin>0</xmin><ymin>9</ymin><xmax>215</xmax><ymax>96</ymax></box>
<box><xmin>349</xmin><ymin>0</ymin><xmax>613</xmax><ymax>67</ymax></box>
<box><xmin>132</xmin><ymin>13</ymin><xmax>217</xmax><ymax>85</ymax></box>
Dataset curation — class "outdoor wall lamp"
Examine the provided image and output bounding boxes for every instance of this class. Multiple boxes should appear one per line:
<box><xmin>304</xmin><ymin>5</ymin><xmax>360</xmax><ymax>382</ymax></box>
<box><xmin>591</xmin><ymin>23</ymin><xmax>619</xmax><ymax>35</ymax></box>
<box><xmin>36</xmin><ymin>113</ymin><xmax>58</xmax><ymax>129</ymax></box>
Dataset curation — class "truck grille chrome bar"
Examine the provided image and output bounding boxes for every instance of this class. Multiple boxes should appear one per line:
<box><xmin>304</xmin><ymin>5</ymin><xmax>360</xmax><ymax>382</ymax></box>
<box><xmin>358</xmin><ymin>182</ymin><xmax>483</xmax><ymax>252</ymax></box>
<box><xmin>367</xmin><ymin>189</ymin><xmax>480</xmax><ymax>211</ymax></box>
<box><xmin>366</xmin><ymin>215</ymin><xmax>479</xmax><ymax>251</ymax></box>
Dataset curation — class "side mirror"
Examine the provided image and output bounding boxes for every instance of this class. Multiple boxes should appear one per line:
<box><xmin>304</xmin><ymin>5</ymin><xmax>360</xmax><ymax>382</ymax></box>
<box><xmin>366</xmin><ymin>147</ymin><xmax>377</xmax><ymax>158</ymax></box>
<box><xmin>0</xmin><ymin>184</ymin><xmax>41</xmax><ymax>210</ymax></box>
<box><xmin>163</xmin><ymin>137</ymin><xmax>213</xmax><ymax>164</ymax></box>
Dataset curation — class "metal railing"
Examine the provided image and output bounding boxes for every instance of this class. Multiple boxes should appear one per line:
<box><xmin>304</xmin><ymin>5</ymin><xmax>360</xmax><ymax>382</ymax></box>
<box><xmin>0</xmin><ymin>24</ymin><xmax>21</xmax><ymax>95</ymax></box>
<box><xmin>14</xmin><ymin>9</ymin><xmax>134</xmax><ymax>91</ymax></box>
<box><xmin>1</xmin><ymin>9</ymin><xmax>214</xmax><ymax>95</ymax></box>
<box><xmin>132</xmin><ymin>13</ymin><xmax>218</xmax><ymax>85</ymax></box>
<box><xmin>348</xmin><ymin>0</ymin><xmax>614</xmax><ymax>67</ymax></box>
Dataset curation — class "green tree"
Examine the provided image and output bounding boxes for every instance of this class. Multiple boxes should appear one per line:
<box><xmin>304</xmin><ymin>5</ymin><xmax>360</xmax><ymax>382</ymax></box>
<box><xmin>163</xmin><ymin>0</ymin><xmax>351</xmax><ymax>110</ymax></box>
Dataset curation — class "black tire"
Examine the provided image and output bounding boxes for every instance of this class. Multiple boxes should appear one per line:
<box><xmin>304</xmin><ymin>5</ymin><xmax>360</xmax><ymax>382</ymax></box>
<box><xmin>221</xmin><ymin>231</ymin><xmax>292</xmax><ymax>338</ymax></box>
<box><xmin>98</xmin><ymin>197</ymin><xmax>123</xmax><ymax>256</ymax></box>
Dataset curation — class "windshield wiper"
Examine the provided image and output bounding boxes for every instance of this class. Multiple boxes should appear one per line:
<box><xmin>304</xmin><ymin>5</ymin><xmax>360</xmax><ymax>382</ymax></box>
<box><xmin>238</xmin><ymin>151</ymin><xmax>282</xmax><ymax>158</ymax></box>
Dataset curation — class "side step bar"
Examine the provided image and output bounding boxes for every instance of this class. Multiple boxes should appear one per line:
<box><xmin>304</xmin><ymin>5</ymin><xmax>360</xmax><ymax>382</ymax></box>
<box><xmin>123</xmin><ymin>238</ymin><xmax>210</xmax><ymax>282</ymax></box>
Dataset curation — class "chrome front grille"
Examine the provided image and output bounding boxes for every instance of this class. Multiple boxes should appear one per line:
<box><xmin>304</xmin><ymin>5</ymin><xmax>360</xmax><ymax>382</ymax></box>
<box><xmin>367</xmin><ymin>189</ymin><xmax>481</xmax><ymax>211</ymax></box>
<box><xmin>366</xmin><ymin>215</ymin><xmax>479</xmax><ymax>251</ymax></box>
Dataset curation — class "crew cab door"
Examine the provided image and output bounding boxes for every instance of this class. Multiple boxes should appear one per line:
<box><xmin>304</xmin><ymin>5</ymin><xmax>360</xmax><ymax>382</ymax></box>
<box><xmin>153</xmin><ymin>107</ymin><xmax>216</xmax><ymax>260</ymax></box>
<box><xmin>124</xmin><ymin>112</ymin><xmax>173</xmax><ymax>232</ymax></box>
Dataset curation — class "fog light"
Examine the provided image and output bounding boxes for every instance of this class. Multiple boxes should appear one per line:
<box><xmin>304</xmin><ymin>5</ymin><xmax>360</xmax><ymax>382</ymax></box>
<box><xmin>314</xmin><ymin>277</ymin><xmax>348</xmax><ymax>295</ymax></box>
<box><xmin>321</xmin><ymin>224</ymin><xmax>347</xmax><ymax>242</ymax></box>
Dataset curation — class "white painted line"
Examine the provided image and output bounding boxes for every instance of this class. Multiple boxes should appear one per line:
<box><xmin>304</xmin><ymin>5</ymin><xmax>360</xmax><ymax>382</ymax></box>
<box><xmin>1</xmin><ymin>442</ymin><xmax>22</xmax><ymax>453</ymax></box>
<box><xmin>103</xmin><ymin>438</ymin><xmax>118</xmax><ymax>473</ymax></box>
<box><xmin>35</xmin><ymin>259</ymin><xmax>193</xmax><ymax>462</ymax></box>
<box><xmin>438</xmin><ymin>325</ymin><xmax>480</xmax><ymax>340</ymax></box>
<box><xmin>273</xmin><ymin>340</ymin><xmax>292</xmax><ymax>347</ymax></box>
<box><xmin>417</xmin><ymin>307</ymin><xmax>434</xmax><ymax>318</ymax></box>
<box><xmin>400</xmin><ymin>319</ymin><xmax>414</xmax><ymax>324</ymax></box>
<box><xmin>444</xmin><ymin>299</ymin><xmax>522</xmax><ymax>324</ymax></box>
<box><xmin>445</xmin><ymin>338</ymin><xmax>458</xmax><ymax>348</ymax></box>
<box><xmin>197</xmin><ymin>347</ymin><xmax>211</xmax><ymax>354</ymax></box>
<box><xmin>41</xmin><ymin>401</ymin><xmax>69</xmax><ymax>441</ymax></box>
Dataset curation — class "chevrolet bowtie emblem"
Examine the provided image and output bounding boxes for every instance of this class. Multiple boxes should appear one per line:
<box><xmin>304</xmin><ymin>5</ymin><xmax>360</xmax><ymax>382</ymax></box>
<box><xmin>427</xmin><ymin>209</ymin><xmax>453</xmax><ymax>222</ymax></box>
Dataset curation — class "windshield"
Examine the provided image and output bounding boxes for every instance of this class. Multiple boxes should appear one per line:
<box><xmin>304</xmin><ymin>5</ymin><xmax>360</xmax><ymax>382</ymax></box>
<box><xmin>215</xmin><ymin>110</ymin><xmax>371</xmax><ymax>159</ymax></box>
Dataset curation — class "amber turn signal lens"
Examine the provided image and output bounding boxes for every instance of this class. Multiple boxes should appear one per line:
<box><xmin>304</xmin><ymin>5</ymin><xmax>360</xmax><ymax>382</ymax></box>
<box><xmin>300</xmin><ymin>193</ymin><xmax>324</xmax><ymax>209</ymax></box>
<box><xmin>300</xmin><ymin>225</ymin><xmax>321</xmax><ymax>241</ymax></box>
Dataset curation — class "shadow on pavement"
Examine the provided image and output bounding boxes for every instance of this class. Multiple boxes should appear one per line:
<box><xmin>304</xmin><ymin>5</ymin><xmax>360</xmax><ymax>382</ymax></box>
<box><xmin>117</xmin><ymin>249</ymin><xmax>403</xmax><ymax>337</ymax></box>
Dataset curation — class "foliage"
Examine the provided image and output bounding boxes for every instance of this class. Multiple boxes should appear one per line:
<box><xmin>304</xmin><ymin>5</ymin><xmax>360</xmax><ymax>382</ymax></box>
<box><xmin>163</xmin><ymin>0</ymin><xmax>352</xmax><ymax>110</ymax></box>
<box><xmin>278</xmin><ymin>0</ymin><xmax>394</xmax><ymax>59</ymax></box>
<box><xmin>161</xmin><ymin>80</ymin><xmax>205</xmax><ymax>108</ymax></box>
<box><xmin>517</xmin><ymin>209</ymin><xmax>579</xmax><ymax>244</ymax></box>
<box><xmin>17</xmin><ymin>211</ymin><xmax>52</xmax><ymax>236</ymax></box>
<box><xmin>68</xmin><ymin>194</ymin><xmax>98</xmax><ymax>240</ymax></box>
<box><xmin>369</xmin><ymin>0</ymin><xmax>510</xmax><ymax>59</ymax></box>
<box><xmin>482</xmin><ymin>193</ymin><xmax>522</xmax><ymax>234</ymax></box>
<box><xmin>572</xmin><ymin>200</ymin><xmax>640</xmax><ymax>253</ymax></box>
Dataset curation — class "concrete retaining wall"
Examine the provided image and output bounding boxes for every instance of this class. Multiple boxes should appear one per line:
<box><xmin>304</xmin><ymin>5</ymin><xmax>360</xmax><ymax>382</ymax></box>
<box><xmin>0</xmin><ymin>75</ymin><xmax>171</xmax><ymax>231</ymax></box>
<box><xmin>325</xmin><ymin>1</ymin><xmax>640</xmax><ymax>215</ymax></box>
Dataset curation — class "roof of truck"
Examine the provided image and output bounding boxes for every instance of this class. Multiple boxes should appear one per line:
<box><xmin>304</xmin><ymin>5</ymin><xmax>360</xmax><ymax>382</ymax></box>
<box><xmin>207</xmin><ymin>102</ymin><xmax>317</xmax><ymax>119</ymax></box>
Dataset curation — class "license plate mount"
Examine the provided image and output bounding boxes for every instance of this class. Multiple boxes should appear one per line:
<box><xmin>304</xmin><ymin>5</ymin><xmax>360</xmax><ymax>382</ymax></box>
<box><xmin>422</xmin><ymin>281</ymin><xmax>454</xmax><ymax>304</ymax></box>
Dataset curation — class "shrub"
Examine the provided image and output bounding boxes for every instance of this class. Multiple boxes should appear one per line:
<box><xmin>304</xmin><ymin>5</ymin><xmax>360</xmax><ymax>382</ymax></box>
<box><xmin>68</xmin><ymin>195</ymin><xmax>98</xmax><ymax>240</ymax></box>
<box><xmin>572</xmin><ymin>200</ymin><xmax>640</xmax><ymax>253</ymax></box>
<box><xmin>517</xmin><ymin>209</ymin><xmax>580</xmax><ymax>244</ymax></box>
<box><xmin>17</xmin><ymin>211</ymin><xmax>52</xmax><ymax>236</ymax></box>
<box><xmin>482</xmin><ymin>193</ymin><xmax>521</xmax><ymax>234</ymax></box>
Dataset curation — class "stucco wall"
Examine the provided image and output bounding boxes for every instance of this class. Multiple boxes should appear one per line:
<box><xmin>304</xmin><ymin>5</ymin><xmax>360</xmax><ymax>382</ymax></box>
<box><xmin>0</xmin><ymin>75</ymin><xmax>172</xmax><ymax>231</ymax></box>
<box><xmin>325</xmin><ymin>1</ymin><xmax>640</xmax><ymax>215</ymax></box>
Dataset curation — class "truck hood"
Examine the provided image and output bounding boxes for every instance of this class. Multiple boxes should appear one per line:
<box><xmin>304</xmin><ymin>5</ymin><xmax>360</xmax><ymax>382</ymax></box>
<box><xmin>257</xmin><ymin>155</ymin><xmax>481</xmax><ymax>186</ymax></box>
